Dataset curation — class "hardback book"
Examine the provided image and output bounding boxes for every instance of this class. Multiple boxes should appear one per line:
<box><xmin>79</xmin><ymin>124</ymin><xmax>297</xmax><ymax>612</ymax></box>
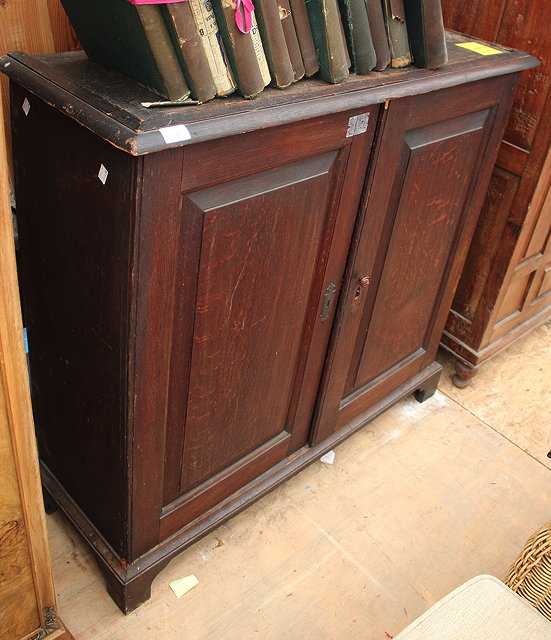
<box><xmin>60</xmin><ymin>0</ymin><xmax>190</xmax><ymax>101</ymax></box>
<box><xmin>337</xmin><ymin>3</ymin><xmax>352</xmax><ymax>69</ymax></box>
<box><xmin>403</xmin><ymin>0</ymin><xmax>448</xmax><ymax>69</ymax></box>
<box><xmin>288</xmin><ymin>0</ymin><xmax>319</xmax><ymax>76</ymax></box>
<box><xmin>365</xmin><ymin>0</ymin><xmax>391</xmax><ymax>70</ymax></box>
<box><xmin>305</xmin><ymin>0</ymin><xmax>350</xmax><ymax>83</ymax></box>
<box><xmin>212</xmin><ymin>0</ymin><xmax>272</xmax><ymax>98</ymax></box>
<box><xmin>338</xmin><ymin>0</ymin><xmax>377</xmax><ymax>74</ymax></box>
<box><xmin>164</xmin><ymin>0</ymin><xmax>236</xmax><ymax>98</ymax></box>
<box><xmin>161</xmin><ymin>2</ymin><xmax>218</xmax><ymax>102</ymax></box>
<box><xmin>278</xmin><ymin>0</ymin><xmax>306</xmax><ymax>81</ymax></box>
<box><xmin>381</xmin><ymin>0</ymin><xmax>412</xmax><ymax>68</ymax></box>
<box><xmin>254</xmin><ymin>0</ymin><xmax>296</xmax><ymax>88</ymax></box>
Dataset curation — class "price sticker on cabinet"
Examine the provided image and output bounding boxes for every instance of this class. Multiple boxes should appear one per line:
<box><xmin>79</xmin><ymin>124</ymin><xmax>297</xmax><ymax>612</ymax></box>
<box><xmin>346</xmin><ymin>113</ymin><xmax>370</xmax><ymax>137</ymax></box>
<box><xmin>98</xmin><ymin>164</ymin><xmax>109</xmax><ymax>185</ymax></box>
<box><xmin>159</xmin><ymin>124</ymin><xmax>192</xmax><ymax>144</ymax></box>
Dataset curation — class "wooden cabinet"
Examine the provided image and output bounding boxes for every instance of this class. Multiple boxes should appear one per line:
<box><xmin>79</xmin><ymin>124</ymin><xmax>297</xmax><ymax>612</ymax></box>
<box><xmin>441</xmin><ymin>0</ymin><xmax>551</xmax><ymax>384</ymax></box>
<box><xmin>1</xmin><ymin>34</ymin><xmax>536</xmax><ymax>613</ymax></box>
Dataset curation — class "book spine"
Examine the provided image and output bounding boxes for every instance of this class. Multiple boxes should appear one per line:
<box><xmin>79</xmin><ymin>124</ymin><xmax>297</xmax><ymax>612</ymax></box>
<box><xmin>251</xmin><ymin>13</ymin><xmax>273</xmax><ymax>87</ymax></box>
<box><xmin>212</xmin><ymin>0</ymin><xmax>271</xmax><ymax>98</ymax></box>
<box><xmin>278</xmin><ymin>0</ymin><xmax>306</xmax><ymax>81</ymax></box>
<box><xmin>254</xmin><ymin>0</ymin><xmax>295</xmax><ymax>88</ymax></box>
<box><xmin>365</xmin><ymin>0</ymin><xmax>391</xmax><ymax>71</ymax></box>
<box><xmin>339</xmin><ymin>0</ymin><xmax>376</xmax><ymax>74</ymax></box>
<box><xmin>188</xmin><ymin>0</ymin><xmax>237</xmax><ymax>96</ymax></box>
<box><xmin>336</xmin><ymin>1</ymin><xmax>352</xmax><ymax>69</ymax></box>
<box><xmin>288</xmin><ymin>0</ymin><xmax>319</xmax><ymax>76</ymax></box>
<box><xmin>162</xmin><ymin>3</ymin><xmax>218</xmax><ymax>102</ymax></box>
<box><xmin>305</xmin><ymin>0</ymin><xmax>349</xmax><ymax>84</ymax></box>
<box><xmin>135</xmin><ymin>5</ymin><xmax>191</xmax><ymax>100</ymax></box>
<box><xmin>382</xmin><ymin>0</ymin><xmax>411</xmax><ymax>68</ymax></box>
<box><xmin>402</xmin><ymin>0</ymin><xmax>447</xmax><ymax>69</ymax></box>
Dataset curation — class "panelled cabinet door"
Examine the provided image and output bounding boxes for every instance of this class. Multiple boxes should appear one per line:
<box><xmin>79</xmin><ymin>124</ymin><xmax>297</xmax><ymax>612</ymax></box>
<box><xmin>129</xmin><ymin>108</ymin><xmax>378</xmax><ymax>551</ymax></box>
<box><xmin>314</xmin><ymin>75</ymin><xmax>519</xmax><ymax>442</ymax></box>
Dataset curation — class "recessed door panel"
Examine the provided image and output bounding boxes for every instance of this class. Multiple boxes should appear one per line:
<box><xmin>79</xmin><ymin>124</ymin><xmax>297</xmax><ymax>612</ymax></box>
<box><xmin>352</xmin><ymin>114</ymin><xmax>488</xmax><ymax>390</ymax></box>
<box><xmin>181</xmin><ymin>153</ymin><xmax>336</xmax><ymax>491</ymax></box>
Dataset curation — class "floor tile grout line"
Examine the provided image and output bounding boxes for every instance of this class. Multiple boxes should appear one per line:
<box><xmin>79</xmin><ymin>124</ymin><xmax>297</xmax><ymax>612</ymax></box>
<box><xmin>437</xmin><ymin>387</ymin><xmax>551</xmax><ymax>472</ymax></box>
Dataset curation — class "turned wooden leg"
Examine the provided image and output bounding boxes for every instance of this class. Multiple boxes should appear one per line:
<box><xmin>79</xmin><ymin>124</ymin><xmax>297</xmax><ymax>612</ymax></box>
<box><xmin>413</xmin><ymin>367</ymin><xmax>441</xmax><ymax>403</ymax></box>
<box><xmin>452</xmin><ymin>360</ymin><xmax>477</xmax><ymax>388</ymax></box>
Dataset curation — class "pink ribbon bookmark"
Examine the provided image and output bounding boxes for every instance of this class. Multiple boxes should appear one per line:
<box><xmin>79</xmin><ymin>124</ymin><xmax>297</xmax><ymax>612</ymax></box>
<box><xmin>235</xmin><ymin>0</ymin><xmax>255</xmax><ymax>34</ymax></box>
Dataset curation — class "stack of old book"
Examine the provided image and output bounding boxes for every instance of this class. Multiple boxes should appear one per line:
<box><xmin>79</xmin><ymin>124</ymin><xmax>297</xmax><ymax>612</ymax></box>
<box><xmin>60</xmin><ymin>0</ymin><xmax>448</xmax><ymax>103</ymax></box>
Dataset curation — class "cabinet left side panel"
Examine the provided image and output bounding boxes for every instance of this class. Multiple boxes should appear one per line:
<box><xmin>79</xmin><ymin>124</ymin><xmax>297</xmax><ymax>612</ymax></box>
<box><xmin>11</xmin><ymin>83</ymin><xmax>136</xmax><ymax>558</ymax></box>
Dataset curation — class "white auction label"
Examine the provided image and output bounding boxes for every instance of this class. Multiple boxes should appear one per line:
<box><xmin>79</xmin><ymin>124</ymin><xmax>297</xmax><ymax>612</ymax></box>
<box><xmin>159</xmin><ymin>124</ymin><xmax>192</xmax><ymax>144</ymax></box>
<box><xmin>98</xmin><ymin>164</ymin><xmax>109</xmax><ymax>185</ymax></box>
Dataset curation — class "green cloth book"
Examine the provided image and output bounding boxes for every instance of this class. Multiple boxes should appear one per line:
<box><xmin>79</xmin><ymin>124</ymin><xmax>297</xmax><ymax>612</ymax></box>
<box><xmin>60</xmin><ymin>0</ymin><xmax>190</xmax><ymax>101</ymax></box>
<box><xmin>305</xmin><ymin>0</ymin><xmax>350</xmax><ymax>83</ymax></box>
<box><xmin>403</xmin><ymin>0</ymin><xmax>448</xmax><ymax>69</ymax></box>
<box><xmin>339</xmin><ymin>0</ymin><xmax>377</xmax><ymax>74</ymax></box>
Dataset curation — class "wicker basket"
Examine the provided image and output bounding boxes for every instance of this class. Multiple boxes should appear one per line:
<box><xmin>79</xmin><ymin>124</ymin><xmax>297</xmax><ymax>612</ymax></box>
<box><xmin>504</xmin><ymin>521</ymin><xmax>551</xmax><ymax>621</ymax></box>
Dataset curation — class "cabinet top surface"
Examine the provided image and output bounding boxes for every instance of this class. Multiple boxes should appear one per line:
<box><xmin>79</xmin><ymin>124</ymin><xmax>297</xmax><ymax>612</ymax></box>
<box><xmin>1</xmin><ymin>31</ymin><xmax>537</xmax><ymax>156</ymax></box>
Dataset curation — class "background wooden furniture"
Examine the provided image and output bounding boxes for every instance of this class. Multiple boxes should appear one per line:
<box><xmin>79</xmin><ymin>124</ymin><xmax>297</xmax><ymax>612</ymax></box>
<box><xmin>2</xmin><ymin>35</ymin><xmax>536</xmax><ymax>613</ymax></box>
<box><xmin>0</xmin><ymin>89</ymin><xmax>72</xmax><ymax>640</ymax></box>
<box><xmin>441</xmin><ymin>0</ymin><xmax>551</xmax><ymax>385</ymax></box>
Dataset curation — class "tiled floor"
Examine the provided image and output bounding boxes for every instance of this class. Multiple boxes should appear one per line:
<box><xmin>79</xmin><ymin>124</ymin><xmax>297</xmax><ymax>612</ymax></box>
<box><xmin>48</xmin><ymin>323</ymin><xmax>551</xmax><ymax>639</ymax></box>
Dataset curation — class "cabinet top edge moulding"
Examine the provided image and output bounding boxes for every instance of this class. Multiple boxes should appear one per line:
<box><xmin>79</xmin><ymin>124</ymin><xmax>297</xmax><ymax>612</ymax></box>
<box><xmin>0</xmin><ymin>31</ymin><xmax>538</xmax><ymax>155</ymax></box>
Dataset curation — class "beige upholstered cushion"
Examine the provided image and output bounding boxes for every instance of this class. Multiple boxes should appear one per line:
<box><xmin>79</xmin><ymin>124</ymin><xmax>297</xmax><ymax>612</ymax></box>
<box><xmin>395</xmin><ymin>575</ymin><xmax>551</xmax><ymax>639</ymax></box>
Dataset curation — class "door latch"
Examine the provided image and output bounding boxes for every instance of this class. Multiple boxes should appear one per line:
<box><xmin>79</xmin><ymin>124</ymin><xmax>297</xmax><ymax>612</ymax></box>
<box><xmin>320</xmin><ymin>283</ymin><xmax>337</xmax><ymax>323</ymax></box>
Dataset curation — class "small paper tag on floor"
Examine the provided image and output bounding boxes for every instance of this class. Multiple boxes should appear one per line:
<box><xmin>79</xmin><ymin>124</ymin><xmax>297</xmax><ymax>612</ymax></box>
<box><xmin>169</xmin><ymin>574</ymin><xmax>199</xmax><ymax>598</ymax></box>
<box><xmin>320</xmin><ymin>450</ymin><xmax>335</xmax><ymax>464</ymax></box>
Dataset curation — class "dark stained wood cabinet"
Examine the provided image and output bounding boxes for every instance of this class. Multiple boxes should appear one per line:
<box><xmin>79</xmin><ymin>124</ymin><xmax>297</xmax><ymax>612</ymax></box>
<box><xmin>441</xmin><ymin>0</ymin><xmax>551</xmax><ymax>384</ymax></box>
<box><xmin>1</xmin><ymin>34</ymin><xmax>536</xmax><ymax>613</ymax></box>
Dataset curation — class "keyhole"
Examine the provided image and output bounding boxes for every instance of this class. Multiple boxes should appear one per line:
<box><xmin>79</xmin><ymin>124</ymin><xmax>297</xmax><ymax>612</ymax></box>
<box><xmin>354</xmin><ymin>286</ymin><xmax>361</xmax><ymax>299</ymax></box>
